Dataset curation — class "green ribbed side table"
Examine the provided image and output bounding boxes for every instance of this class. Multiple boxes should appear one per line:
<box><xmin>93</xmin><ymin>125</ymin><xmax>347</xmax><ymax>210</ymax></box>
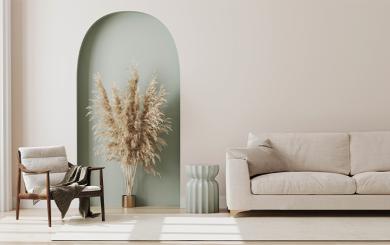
<box><xmin>186</xmin><ymin>165</ymin><xmax>219</xmax><ymax>213</ymax></box>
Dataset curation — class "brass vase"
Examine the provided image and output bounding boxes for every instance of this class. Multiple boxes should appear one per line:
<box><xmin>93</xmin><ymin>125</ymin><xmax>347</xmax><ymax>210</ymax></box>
<box><xmin>122</xmin><ymin>195</ymin><xmax>135</xmax><ymax>208</ymax></box>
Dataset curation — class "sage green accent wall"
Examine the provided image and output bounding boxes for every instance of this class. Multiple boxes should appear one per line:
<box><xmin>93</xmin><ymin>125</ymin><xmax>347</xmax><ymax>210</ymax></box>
<box><xmin>77</xmin><ymin>12</ymin><xmax>180</xmax><ymax>207</ymax></box>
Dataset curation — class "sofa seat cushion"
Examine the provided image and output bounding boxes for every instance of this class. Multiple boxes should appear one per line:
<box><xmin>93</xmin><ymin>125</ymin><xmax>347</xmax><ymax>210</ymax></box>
<box><xmin>251</xmin><ymin>172</ymin><xmax>356</xmax><ymax>195</ymax></box>
<box><xmin>354</xmin><ymin>172</ymin><xmax>390</xmax><ymax>194</ymax></box>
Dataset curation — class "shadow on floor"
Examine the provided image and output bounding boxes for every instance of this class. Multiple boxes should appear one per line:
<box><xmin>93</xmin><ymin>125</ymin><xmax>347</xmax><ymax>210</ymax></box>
<box><xmin>235</xmin><ymin>210</ymin><xmax>390</xmax><ymax>217</ymax></box>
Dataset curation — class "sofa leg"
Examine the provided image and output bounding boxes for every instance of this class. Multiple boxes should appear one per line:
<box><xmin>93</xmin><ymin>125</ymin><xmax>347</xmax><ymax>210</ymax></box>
<box><xmin>229</xmin><ymin>210</ymin><xmax>244</xmax><ymax>216</ymax></box>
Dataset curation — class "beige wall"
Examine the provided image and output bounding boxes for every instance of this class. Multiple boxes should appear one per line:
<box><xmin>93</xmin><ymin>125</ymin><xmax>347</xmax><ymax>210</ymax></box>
<box><xmin>12</xmin><ymin>0</ymin><xmax>390</xmax><ymax>208</ymax></box>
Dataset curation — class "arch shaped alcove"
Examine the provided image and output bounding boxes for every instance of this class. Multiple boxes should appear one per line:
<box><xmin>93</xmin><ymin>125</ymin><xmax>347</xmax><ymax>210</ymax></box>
<box><xmin>77</xmin><ymin>12</ymin><xmax>180</xmax><ymax>207</ymax></box>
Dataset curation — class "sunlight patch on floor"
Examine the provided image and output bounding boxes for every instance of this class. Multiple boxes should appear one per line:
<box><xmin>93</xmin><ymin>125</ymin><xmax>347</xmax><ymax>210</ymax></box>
<box><xmin>159</xmin><ymin>216</ymin><xmax>242</xmax><ymax>240</ymax></box>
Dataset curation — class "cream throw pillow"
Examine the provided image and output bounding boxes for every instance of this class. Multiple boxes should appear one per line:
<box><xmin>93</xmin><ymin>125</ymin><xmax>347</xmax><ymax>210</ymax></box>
<box><xmin>247</xmin><ymin>132</ymin><xmax>270</xmax><ymax>147</ymax></box>
<box><xmin>227</xmin><ymin>143</ymin><xmax>286</xmax><ymax>177</ymax></box>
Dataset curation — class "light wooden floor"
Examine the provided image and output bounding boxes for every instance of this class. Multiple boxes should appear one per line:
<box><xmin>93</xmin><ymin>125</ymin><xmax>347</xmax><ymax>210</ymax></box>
<box><xmin>1</xmin><ymin>208</ymin><xmax>390</xmax><ymax>244</ymax></box>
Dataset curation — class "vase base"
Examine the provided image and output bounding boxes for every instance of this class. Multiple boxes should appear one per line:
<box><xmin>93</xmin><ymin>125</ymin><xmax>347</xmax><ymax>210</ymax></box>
<box><xmin>122</xmin><ymin>195</ymin><xmax>135</xmax><ymax>208</ymax></box>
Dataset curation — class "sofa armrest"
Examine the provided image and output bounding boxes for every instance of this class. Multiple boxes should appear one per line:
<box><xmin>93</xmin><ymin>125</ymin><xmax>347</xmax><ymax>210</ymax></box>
<box><xmin>226</xmin><ymin>147</ymin><xmax>248</xmax><ymax>160</ymax></box>
<box><xmin>226</xmin><ymin>157</ymin><xmax>252</xmax><ymax>210</ymax></box>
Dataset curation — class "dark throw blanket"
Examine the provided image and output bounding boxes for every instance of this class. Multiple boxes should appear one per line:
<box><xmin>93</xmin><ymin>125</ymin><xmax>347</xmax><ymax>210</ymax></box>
<box><xmin>34</xmin><ymin>165</ymin><xmax>99</xmax><ymax>219</ymax></box>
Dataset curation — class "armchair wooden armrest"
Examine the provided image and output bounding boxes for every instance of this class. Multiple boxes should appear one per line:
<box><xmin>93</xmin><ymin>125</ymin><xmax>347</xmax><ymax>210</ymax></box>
<box><xmin>86</xmin><ymin>166</ymin><xmax>105</xmax><ymax>188</ymax></box>
<box><xmin>68</xmin><ymin>162</ymin><xmax>105</xmax><ymax>171</ymax></box>
<box><xmin>89</xmin><ymin>166</ymin><xmax>105</xmax><ymax>171</ymax></box>
<box><xmin>88</xmin><ymin>167</ymin><xmax>105</xmax><ymax>186</ymax></box>
<box><xmin>18</xmin><ymin>164</ymin><xmax>50</xmax><ymax>174</ymax></box>
<box><xmin>17</xmin><ymin>163</ymin><xmax>51</xmax><ymax>226</ymax></box>
<box><xmin>85</xmin><ymin>165</ymin><xmax>105</xmax><ymax>221</ymax></box>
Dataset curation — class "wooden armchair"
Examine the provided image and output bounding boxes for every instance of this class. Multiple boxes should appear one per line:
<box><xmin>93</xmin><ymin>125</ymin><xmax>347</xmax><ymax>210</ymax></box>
<box><xmin>16</xmin><ymin>146</ymin><xmax>105</xmax><ymax>227</ymax></box>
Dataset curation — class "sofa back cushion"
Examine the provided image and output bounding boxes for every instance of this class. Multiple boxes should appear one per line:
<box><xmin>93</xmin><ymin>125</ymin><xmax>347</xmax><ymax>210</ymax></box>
<box><xmin>248</xmin><ymin>132</ymin><xmax>350</xmax><ymax>175</ymax></box>
<box><xmin>350</xmin><ymin>131</ymin><xmax>390</xmax><ymax>175</ymax></box>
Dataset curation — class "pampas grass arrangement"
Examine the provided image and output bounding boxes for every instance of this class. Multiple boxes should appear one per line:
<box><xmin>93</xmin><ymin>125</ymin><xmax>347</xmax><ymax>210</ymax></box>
<box><xmin>88</xmin><ymin>68</ymin><xmax>172</xmax><ymax>196</ymax></box>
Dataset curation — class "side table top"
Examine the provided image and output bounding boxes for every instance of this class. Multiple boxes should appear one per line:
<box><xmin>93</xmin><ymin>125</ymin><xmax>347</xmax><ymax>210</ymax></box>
<box><xmin>186</xmin><ymin>164</ymin><xmax>219</xmax><ymax>179</ymax></box>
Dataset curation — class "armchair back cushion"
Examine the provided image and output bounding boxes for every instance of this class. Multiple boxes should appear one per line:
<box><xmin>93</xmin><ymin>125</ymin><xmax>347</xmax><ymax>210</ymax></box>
<box><xmin>23</xmin><ymin>173</ymin><xmax>67</xmax><ymax>193</ymax></box>
<box><xmin>19</xmin><ymin>146</ymin><xmax>70</xmax><ymax>193</ymax></box>
<box><xmin>350</xmin><ymin>131</ymin><xmax>390</xmax><ymax>175</ymax></box>
<box><xmin>248</xmin><ymin>133</ymin><xmax>350</xmax><ymax>175</ymax></box>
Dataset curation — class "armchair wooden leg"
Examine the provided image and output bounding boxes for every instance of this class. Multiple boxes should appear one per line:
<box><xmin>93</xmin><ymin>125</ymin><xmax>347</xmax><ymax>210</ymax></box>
<box><xmin>46</xmin><ymin>172</ymin><xmax>51</xmax><ymax>227</ymax></box>
<box><xmin>16</xmin><ymin>195</ymin><xmax>20</xmax><ymax>220</ymax></box>
<box><xmin>99</xmin><ymin>168</ymin><xmax>105</xmax><ymax>222</ymax></box>
<box><xmin>100</xmin><ymin>193</ymin><xmax>105</xmax><ymax>221</ymax></box>
<box><xmin>47</xmin><ymin>197</ymin><xmax>52</xmax><ymax>227</ymax></box>
<box><xmin>16</xmin><ymin>169</ymin><xmax>21</xmax><ymax>220</ymax></box>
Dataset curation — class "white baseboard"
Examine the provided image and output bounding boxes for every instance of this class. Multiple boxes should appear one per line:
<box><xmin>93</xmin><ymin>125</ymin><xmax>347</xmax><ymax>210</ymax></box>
<box><xmin>20</xmin><ymin>197</ymin><xmax>225</xmax><ymax>209</ymax></box>
<box><xmin>180</xmin><ymin>195</ymin><xmax>226</xmax><ymax>209</ymax></box>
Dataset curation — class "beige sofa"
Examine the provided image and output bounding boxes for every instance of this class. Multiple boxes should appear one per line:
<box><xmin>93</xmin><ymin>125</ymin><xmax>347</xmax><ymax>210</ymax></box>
<box><xmin>226</xmin><ymin>131</ymin><xmax>390</xmax><ymax>214</ymax></box>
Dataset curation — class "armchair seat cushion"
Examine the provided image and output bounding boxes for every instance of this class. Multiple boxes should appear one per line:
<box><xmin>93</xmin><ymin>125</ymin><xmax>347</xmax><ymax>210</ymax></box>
<box><xmin>23</xmin><ymin>172</ymin><xmax>101</xmax><ymax>193</ymax></box>
<box><xmin>354</xmin><ymin>172</ymin><xmax>390</xmax><ymax>194</ymax></box>
<box><xmin>82</xmin><ymin>186</ymin><xmax>101</xmax><ymax>192</ymax></box>
<box><xmin>251</xmin><ymin>172</ymin><xmax>356</xmax><ymax>194</ymax></box>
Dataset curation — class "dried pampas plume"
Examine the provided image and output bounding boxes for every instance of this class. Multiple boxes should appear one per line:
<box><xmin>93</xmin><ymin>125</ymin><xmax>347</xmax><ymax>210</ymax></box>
<box><xmin>87</xmin><ymin>68</ymin><xmax>172</xmax><ymax>195</ymax></box>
